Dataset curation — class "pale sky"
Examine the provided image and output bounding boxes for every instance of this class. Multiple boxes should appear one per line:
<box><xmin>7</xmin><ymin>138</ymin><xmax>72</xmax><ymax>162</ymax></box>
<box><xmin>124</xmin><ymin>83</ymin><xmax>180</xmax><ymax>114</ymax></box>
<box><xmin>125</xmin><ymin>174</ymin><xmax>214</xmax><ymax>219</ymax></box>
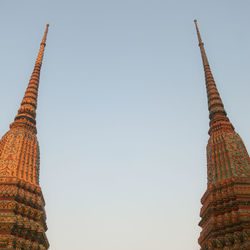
<box><xmin>0</xmin><ymin>1</ymin><xmax>250</xmax><ymax>250</ymax></box>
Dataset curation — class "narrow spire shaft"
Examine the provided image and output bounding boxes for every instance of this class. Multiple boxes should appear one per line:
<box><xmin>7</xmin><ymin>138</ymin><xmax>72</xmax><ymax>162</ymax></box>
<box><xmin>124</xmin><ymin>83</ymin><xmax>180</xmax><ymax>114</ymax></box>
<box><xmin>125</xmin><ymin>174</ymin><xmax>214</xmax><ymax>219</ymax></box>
<box><xmin>10</xmin><ymin>24</ymin><xmax>49</xmax><ymax>133</ymax></box>
<box><xmin>194</xmin><ymin>20</ymin><xmax>209</xmax><ymax>66</ymax></box>
<box><xmin>194</xmin><ymin>20</ymin><xmax>233</xmax><ymax>133</ymax></box>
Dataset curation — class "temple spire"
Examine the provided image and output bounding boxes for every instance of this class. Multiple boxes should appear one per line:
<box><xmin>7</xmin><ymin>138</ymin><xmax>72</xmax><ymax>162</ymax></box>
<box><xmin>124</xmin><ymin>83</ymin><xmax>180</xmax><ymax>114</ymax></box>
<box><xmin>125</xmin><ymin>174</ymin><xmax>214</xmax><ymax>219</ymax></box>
<box><xmin>10</xmin><ymin>24</ymin><xmax>49</xmax><ymax>133</ymax></box>
<box><xmin>0</xmin><ymin>24</ymin><xmax>50</xmax><ymax>248</ymax></box>
<box><xmin>195</xmin><ymin>20</ymin><xmax>250</xmax><ymax>250</ymax></box>
<box><xmin>194</xmin><ymin>20</ymin><xmax>234</xmax><ymax>134</ymax></box>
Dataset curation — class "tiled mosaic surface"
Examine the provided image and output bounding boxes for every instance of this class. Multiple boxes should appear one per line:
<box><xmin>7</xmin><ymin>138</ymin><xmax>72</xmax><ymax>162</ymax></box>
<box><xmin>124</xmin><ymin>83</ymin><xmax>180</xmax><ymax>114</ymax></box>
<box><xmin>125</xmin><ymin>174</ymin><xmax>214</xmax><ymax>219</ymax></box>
<box><xmin>0</xmin><ymin>25</ymin><xmax>49</xmax><ymax>249</ymax></box>
<box><xmin>195</xmin><ymin>20</ymin><xmax>250</xmax><ymax>250</ymax></box>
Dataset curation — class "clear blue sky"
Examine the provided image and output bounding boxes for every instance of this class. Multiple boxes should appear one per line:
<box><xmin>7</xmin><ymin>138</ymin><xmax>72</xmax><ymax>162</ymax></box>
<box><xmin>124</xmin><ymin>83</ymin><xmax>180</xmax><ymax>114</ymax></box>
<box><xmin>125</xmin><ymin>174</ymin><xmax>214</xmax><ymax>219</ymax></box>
<box><xmin>0</xmin><ymin>1</ymin><xmax>250</xmax><ymax>249</ymax></box>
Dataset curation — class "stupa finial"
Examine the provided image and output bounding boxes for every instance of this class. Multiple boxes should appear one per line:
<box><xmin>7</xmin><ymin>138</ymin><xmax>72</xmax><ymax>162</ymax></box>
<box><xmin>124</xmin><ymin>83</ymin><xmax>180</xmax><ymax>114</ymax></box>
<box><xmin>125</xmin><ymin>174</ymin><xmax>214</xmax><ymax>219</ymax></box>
<box><xmin>10</xmin><ymin>24</ymin><xmax>49</xmax><ymax>133</ymax></box>
<box><xmin>194</xmin><ymin>20</ymin><xmax>233</xmax><ymax>134</ymax></box>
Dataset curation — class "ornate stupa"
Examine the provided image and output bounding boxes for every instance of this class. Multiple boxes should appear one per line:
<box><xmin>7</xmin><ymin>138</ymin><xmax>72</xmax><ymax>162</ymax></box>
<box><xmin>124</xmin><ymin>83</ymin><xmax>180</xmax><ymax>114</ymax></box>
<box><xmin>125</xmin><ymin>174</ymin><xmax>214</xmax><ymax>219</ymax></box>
<box><xmin>0</xmin><ymin>24</ymin><xmax>50</xmax><ymax>249</ymax></box>
<box><xmin>194</xmin><ymin>20</ymin><xmax>250</xmax><ymax>250</ymax></box>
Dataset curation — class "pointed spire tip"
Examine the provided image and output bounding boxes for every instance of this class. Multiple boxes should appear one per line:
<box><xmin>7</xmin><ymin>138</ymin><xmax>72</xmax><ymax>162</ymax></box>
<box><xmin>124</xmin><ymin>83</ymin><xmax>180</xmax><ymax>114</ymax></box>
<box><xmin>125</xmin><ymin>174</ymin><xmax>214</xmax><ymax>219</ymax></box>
<box><xmin>11</xmin><ymin>23</ymin><xmax>49</xmax><ymax>132</ymax></box>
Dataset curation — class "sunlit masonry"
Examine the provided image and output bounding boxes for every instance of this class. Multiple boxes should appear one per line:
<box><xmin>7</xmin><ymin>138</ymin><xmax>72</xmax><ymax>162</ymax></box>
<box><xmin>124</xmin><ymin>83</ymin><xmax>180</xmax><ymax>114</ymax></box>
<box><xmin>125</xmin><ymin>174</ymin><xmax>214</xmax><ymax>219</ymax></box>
<box><xmin>0</xmin><ymin>21</ymin><xmax>249</xmax><ymax>249</ymax></box>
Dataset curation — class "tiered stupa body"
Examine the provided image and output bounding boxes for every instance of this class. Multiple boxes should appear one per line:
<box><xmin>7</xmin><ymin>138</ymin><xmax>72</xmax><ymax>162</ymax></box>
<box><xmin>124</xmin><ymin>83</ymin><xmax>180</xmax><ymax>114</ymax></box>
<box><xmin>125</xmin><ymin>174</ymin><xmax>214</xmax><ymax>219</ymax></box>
<box><xmin>0</xmin><ymin>25</ymin><xmax>49</xmax><ymax>249</ymax></box>
<box><xmin>194</xmin><ymin>20</ymin><xmax>250</xmax><ymax>249</ymax></box>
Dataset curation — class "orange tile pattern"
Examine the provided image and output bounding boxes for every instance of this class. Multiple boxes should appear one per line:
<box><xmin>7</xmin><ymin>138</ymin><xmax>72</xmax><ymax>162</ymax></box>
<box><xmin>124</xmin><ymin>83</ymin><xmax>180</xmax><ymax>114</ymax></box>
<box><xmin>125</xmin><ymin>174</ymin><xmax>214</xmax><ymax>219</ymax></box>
<box><xmin>0</xmin><ymin>25</ymin><xmax>49</xmax><ymax>249</ymax></box>
<box><xmin>195</xmin><ymin>20</ymin><xmax>250</xmax><ymax>250</ymax></box>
